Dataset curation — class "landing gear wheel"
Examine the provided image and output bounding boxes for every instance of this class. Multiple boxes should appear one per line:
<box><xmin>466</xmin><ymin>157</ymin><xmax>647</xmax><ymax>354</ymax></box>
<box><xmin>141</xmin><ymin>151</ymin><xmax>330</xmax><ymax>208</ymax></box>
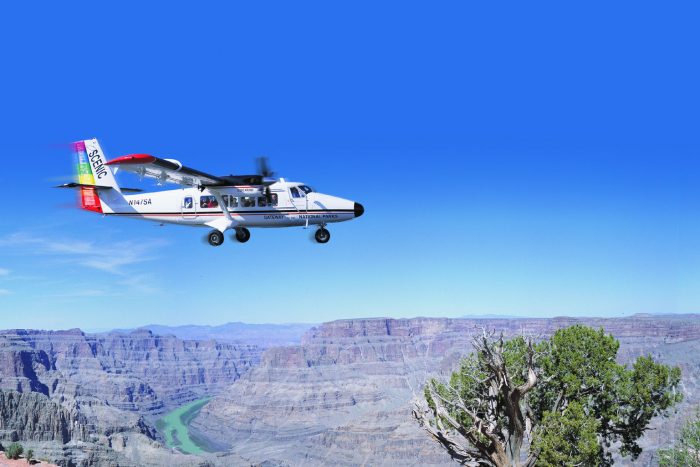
<box><xmin>208</xmin><ymin>230</ymin><xmax>224</xmax><ymax>247</ymax></box>
<box><xmin>315</xmin><ymin>227</ymin><xmax>331</xmax><ymax>244</ymax></box>
<box><xmin>235</xmin><ymin>227</ymin><xmax>251</xmax><ymax>243</ymax></box>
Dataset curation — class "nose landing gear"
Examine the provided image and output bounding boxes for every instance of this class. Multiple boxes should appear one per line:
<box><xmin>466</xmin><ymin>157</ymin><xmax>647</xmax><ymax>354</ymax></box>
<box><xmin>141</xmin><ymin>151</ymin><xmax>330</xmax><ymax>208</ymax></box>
<box><xmin>315</xmin><ymin>227</ymin><xmax>331</xmax><ymax>244</ymax></box>
<box><xmin>235</xmin><ymin>227</ymin><xmax>251</xmax><ymax>243</ymax></box>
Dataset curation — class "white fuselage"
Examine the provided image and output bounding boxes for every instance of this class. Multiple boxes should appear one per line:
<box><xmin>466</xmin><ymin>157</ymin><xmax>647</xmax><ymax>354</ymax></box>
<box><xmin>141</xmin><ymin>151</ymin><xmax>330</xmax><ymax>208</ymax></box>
<box><xmin>97</xmin><ymin>180</ymin><xmax>359</xmax><ymax>231</ymax></box>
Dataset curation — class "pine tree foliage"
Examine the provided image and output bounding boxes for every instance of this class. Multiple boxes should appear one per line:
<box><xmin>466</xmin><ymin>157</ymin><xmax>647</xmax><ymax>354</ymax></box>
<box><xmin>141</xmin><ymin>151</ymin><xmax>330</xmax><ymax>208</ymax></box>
<box><xmin>532</xmin><ymin>401</ymin><xmax>599</xmax><ymax>466</ymax></box>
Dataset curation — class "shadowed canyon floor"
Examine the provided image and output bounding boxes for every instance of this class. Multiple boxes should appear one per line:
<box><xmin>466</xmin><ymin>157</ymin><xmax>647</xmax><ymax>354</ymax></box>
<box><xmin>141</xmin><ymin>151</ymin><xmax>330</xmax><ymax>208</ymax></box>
<box><xmin>0</xmin><ymin>315</ymin><xmax>698</xmax><ymax>466</ymax></box>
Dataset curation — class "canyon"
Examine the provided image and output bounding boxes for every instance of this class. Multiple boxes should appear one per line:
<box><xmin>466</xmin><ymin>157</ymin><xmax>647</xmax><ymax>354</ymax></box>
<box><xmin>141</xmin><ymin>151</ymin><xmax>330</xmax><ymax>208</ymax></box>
<box><xmin>192</xmin><ymin>315</ymin><xmax>700</xmax><ymax>466</ymax></box>
<box><xmin>0</xmin><ymin>328</ymin><xmax>260</xmax><ymax>465</ymax></box>
<box><xmin>0</xmin><ymin>315</ymin><xmax>697</xmax><ymax>466</ymax></box>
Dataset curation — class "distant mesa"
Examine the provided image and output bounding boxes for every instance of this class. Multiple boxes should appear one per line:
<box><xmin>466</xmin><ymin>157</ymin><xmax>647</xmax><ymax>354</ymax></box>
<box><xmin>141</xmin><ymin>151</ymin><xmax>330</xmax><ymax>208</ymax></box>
<box><xmin>110</xmin><ymin>321</ymin><xmax>316</xmax><ymax>348</ymax></box>
<box><xmin>459</xmin><ymin>313</ymin><xmax>526</xmax><ymax>319</ymax></box>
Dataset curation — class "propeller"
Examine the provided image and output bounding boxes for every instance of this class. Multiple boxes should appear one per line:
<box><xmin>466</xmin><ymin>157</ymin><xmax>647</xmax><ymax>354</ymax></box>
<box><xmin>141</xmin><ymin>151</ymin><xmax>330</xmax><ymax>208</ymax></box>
<box><xmin>256</xmin><ymin>157</ymin><xmax>276</xmax><ymax>204</ymax></box>
<box><xmin>256</xmin><ymin>156</ymin><xmax>274</xmax><ymax>178</ymax></box>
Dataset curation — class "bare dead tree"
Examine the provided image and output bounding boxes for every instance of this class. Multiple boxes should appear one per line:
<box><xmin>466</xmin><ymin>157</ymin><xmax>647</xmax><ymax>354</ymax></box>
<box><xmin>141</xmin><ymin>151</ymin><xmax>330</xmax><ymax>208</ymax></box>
<box><xmin>413</xmin><ymin>330</ymin><xmax>541</xmax><ymax>467</ymax></box>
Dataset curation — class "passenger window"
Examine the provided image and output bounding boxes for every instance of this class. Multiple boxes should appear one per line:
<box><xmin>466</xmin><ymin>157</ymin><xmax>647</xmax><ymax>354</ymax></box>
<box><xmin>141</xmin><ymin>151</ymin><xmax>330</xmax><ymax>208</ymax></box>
<box><xmin>256</xmin><ymin>195</ymin><xmax>279</xmax><ymax>206</ymax></box>
<box><xmin>290</xmin><ymin>187</ymin><xmax>301</xmax><ymax>198</ymax></box>
<box><xmin>222</xmin><ymin>195</ymin><xmax>238</xmax><ymax>209</ymax></box>
<box><xmin>183</xmin><ymin>197</ymin><xmax>193</xmax><ymax>209</ymax></box>
<box><xmin>200</xmin><ymin>195</ymin><xmax>218</xmax><ymax>208</ymax></box>
<box><xmin>241</xmin><ymin>196</ymin><xmax>255</xmax><ymax>207</ymax></box>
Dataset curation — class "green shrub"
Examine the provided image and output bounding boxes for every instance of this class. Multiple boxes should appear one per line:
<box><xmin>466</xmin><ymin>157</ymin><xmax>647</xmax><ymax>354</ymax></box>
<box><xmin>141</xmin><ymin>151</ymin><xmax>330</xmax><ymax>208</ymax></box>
<box><xmin>658</xmin><ymin>409</ymin><xmax>700</xmax><ymax>466</ymax></box>
<box><xmin>6</xmin><ymin>442</ymin><xmax>23</xmax><ymax>460</ymax></box>
<box><xmin>26</xmin><ymin>448</ymin><xmax>34</xmax><ymax>462</ymax></box>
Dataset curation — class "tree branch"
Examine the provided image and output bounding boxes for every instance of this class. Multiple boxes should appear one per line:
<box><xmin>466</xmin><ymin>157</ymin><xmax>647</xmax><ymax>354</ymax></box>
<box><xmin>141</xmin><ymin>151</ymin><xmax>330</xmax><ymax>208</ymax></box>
<box><xmin>413</xmin><ymin>397</ymin><xmax>488</xmax><ymax>466</ymax></box>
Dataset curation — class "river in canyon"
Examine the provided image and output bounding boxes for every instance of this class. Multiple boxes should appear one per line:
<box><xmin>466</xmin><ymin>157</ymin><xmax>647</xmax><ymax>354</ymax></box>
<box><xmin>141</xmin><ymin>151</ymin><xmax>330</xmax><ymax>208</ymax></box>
<box><xmin>156</xmin><ymin>397</ymin><xmax>212</xmax><ymax>454</ymax></box>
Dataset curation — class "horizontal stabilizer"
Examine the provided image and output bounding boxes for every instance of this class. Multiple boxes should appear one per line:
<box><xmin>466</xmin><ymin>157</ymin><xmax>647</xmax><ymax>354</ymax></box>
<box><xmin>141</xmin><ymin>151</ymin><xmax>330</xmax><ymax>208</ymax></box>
<box><xmin>56</xmin><ymin>183</ymin><xmax>142</xmax><ymax>193</ymax></box>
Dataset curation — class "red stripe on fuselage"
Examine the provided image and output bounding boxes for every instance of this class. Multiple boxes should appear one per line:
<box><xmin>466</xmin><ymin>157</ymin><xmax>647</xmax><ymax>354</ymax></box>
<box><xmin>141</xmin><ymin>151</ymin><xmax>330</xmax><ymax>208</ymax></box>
<box><xmin>105</xmin><ymin>210</ymin><xmax>352</xmax><ymax>217</ymax></box>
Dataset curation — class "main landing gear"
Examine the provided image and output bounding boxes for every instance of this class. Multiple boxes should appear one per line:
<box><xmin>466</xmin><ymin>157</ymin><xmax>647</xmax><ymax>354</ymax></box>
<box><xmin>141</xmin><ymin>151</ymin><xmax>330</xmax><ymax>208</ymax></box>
<box><xmin>207</xmin><ymin>227</ymin><xmax>330</xmax><ymax>246</ymax></box>
<box><xmin>208</xmin><ymin>230</ymin><xmax>224</xmax><ymax>246</ymax></box>
<box><xmin>235</xmin><ymin>227</ymin><xmax>251</xmax><ymax>243</ymax></box>
<box><xmin>315</xmin><ymin>227</ymin><xmax>331</xmax><ymax>244</ymax></box>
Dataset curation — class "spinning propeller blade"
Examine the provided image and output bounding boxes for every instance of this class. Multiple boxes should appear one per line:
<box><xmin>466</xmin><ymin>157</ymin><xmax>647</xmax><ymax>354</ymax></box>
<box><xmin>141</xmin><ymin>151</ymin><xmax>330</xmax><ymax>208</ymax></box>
<box><xmin>256</xmin><ymin>157</ymin><xmax>274</xmax><ymax>178</ymax></box>
<box><xmin>256</xmin><ymin>157</ymin><xmax>276</xmax><ymax>203</ymax></box>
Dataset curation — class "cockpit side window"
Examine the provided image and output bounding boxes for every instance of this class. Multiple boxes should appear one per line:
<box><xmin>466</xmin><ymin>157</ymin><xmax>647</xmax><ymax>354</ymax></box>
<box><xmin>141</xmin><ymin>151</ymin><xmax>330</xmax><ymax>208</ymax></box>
<box><xmin>183</xmin><ymin>197</ymin><xmax>193</xmax><ymax>209</ymax></box>
<box><xmin>290</xmin><ymin>187</ymin><xmax>301</xmax><ymax>198</ymax></box>
<box><xmin>299</xmin><ymin>185</ymin><xmax>313</xmax><ymax>194</ymax></box>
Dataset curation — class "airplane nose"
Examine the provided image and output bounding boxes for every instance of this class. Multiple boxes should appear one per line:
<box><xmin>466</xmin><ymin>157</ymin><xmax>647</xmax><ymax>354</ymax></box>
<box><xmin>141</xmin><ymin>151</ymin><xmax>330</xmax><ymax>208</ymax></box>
<box><xmin>354</xmin><ymin>202</ymin><xmax>365</xmax><ymax>218</ymax></box>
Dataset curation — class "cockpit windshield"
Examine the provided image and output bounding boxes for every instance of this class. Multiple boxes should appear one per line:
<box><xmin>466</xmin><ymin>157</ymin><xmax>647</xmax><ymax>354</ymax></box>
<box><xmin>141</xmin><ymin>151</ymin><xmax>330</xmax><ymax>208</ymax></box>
<box><xmin>299</xmin><ymin>185</ymin><xmax>313</xmax><ymax>194</ymax></box>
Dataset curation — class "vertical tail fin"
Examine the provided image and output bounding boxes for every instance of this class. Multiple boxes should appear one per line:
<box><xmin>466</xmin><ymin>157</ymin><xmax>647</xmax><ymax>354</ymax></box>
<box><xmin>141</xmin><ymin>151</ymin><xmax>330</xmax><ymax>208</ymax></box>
<box><xmin>72</xmin><ymin>138</ymin><xmax>122</xmax><ymax>213</ymax></box>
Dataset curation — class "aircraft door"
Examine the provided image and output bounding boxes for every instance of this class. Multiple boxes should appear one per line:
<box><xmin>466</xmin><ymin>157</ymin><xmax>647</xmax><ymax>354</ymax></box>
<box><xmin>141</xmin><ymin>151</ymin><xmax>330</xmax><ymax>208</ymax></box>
<box><xmin>181</xmin><ymin>195</ymin><xmax>197</xmax><ymax>219</ymax></box>
<box><xmin>288</xmin><ymin>186</ymin><xmax>308</xmax><ymax>213</ymax></box>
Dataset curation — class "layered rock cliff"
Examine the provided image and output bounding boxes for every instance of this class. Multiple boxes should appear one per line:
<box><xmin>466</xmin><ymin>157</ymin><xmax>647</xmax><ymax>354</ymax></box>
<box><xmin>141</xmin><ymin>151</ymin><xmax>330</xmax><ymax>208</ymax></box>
<box><xmin>0</xmin><ymin>390</ymin><xmax>262</xmax><ymax>467</ymax></box>
<box><xmin>192</xmin><ymin>315</ymin><xmax>700</xmax><ymax>466</ymax></box>
<box><xmin>0</xmin><ymin>390</ymin><xmax>89</xmax><ymax>444</ymax></box>
<box><xmin>0</xmin><ymin>328</ymin><xmax>261</xmax><ymax>415</ymax></box>
<box><xmin>0</xmin><ymin>329</ymin><xmax>263</xmax><ymax>466</ymax></box>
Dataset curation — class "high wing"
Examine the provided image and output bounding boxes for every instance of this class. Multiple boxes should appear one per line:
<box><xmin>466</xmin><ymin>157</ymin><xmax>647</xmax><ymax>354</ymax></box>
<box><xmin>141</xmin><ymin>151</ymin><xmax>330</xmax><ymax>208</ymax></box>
<box><xmin>106</xmin><ymin>154</ymin><xmax>225</xmax><ymax>188</ymax></box>
<box><xmin>105</xmin><ymin>154</ymin><xmax>266</xmax><ymax>188</ymax></box>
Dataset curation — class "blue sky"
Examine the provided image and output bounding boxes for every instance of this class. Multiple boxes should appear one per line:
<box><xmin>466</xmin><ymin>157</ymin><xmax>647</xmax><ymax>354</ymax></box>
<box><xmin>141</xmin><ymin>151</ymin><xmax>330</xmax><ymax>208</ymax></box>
<box><xmin>0</xmin><ymin>2</ymin><xmax>698</xmax><ymax>329</ymax></box>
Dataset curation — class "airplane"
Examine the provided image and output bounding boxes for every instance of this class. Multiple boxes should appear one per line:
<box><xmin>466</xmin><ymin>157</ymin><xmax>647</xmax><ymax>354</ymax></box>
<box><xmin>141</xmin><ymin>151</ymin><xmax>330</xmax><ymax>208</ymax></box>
<box><xmin>58</xmin><ymin>138</ymin><xmax>364</xmax><ymax>246</ymax></box>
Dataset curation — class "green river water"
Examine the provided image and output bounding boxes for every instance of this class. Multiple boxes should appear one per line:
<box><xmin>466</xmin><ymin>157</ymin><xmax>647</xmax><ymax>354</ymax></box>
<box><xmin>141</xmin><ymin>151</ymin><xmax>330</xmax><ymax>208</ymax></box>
<box><xmin>156</xmin><ymin>397</ymin><xmax>212</xmax><ymax>454</ymax></box>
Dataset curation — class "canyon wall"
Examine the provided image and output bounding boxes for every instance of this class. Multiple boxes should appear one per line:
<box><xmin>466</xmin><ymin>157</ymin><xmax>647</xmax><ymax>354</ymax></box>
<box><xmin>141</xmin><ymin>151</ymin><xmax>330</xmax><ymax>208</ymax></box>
<box><xmin>1</xmin><ymin>315</ymin><xmax>698</xmax><ymax>466</ymax></box>
<box><xmin>0</xmin><ymin>328</ymin><xmax>260</xmax><ymax>415</ymax></box>
<box><xmin>0</xmin><ymin>328</ymin><xmax>262</xmax><ymax>466</ymax></box>
<box><xmin>192</xmin><ymin>315</ymin><xmax>700</xmax><ymax>466</ymax></box>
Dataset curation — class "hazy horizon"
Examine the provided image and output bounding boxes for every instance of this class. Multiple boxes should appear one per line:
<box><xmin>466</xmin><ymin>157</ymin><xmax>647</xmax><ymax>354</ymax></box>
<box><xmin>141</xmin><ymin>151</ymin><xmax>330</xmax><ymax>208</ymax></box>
<box><xmin>0</xmin><ymin>311</ymin><xmax>694</xmax><ymax>334</ymax></box>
